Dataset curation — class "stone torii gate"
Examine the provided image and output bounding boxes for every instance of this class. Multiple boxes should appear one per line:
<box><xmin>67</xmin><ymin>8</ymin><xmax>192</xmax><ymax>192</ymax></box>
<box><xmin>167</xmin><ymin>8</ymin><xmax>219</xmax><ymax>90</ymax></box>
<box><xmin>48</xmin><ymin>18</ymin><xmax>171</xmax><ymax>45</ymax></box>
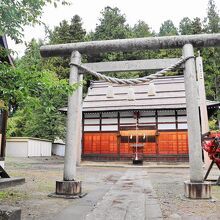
<box><xmin>40</xmin><ymin>33</ymin><xmax>220</xmax><ymax>199</ymax></box>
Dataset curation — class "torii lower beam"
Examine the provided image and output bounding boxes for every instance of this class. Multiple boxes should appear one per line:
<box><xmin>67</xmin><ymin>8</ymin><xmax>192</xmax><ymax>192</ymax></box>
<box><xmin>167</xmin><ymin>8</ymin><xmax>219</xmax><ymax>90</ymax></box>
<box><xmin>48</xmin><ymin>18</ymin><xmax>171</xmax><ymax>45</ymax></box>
<box><xmin>40</xmin><ymin>33</ymin><xmax>220</xmax><ymax>198</ymax></box>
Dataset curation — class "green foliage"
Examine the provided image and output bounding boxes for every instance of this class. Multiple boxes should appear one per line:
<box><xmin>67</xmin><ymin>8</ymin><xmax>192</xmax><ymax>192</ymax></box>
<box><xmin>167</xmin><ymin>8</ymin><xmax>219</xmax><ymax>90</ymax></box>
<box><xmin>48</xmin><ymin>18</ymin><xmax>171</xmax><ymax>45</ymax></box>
<box><xmin>1</xmin><ymin>40</ymin><xmax>79</xmax><ymax>141</ymax></box>
<box><xmin>4</xmin><ymin>67</ymin><xmax>79</xmax><ymax>141</ymax></box>
<box><xmin>179</xmin><ymin>17</ymin><xmax>203</xmax><ymax>35</ymax></box>
<box><xmin>209</xmin><ymin>118</ymin><xmax>219</xmax><ymax>130</ymax></box>
<box><xmin>204</xmin><ymin>0</ymin><xmax>220</xmax><ymax>33</ymax></box>
<box><xmin>49</xmin><ymin>15</ymin><xmax>86</xmax><ymax>44</ymax></box>
<box><xmin>201</xmin><ymin>0</ymin><xmax>220</xmax><ymax>102</ymax></box>
<box><xmin>47</xmin><ymin>15</ymin><xmax>87</xmax><ymax>79</ymax></box>
<box><xmin>132</xmin><ymin>20</ymin><xmax>153</xmax><ymax>38</ymax></box>
<box><xmin>16</xmin><ymin>39</ymin><xmax>43</xmax><ymax>72</ymax></box>
<box><xmin>93</xmin><ymin>7</ymin><xmax>130</xmax><ymax>41</ymax></box>
<box><xmin>0</xmin><ymin>0</ymin><xmax>69</xmax><ymax>43</ymax></box>
<box><xmin>159</xmin><ymin>20</ymin><xmax>178</xmax><ymax>36</ymax></box>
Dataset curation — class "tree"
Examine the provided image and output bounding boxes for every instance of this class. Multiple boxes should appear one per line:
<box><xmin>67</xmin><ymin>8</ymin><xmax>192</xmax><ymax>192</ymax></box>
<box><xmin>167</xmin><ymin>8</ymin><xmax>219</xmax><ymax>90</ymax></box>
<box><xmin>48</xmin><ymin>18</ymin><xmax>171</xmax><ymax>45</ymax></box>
<box><xmin>204</xmin><ymin>0</ymin><xmax>220</xmax><ymax>33</ymax></box>
<box><xmin>1</xmin><ymin>63</ymin><xmax>78</xmax><ymax>141</ymax></box>
<box><xmin>93</xmin><ymin>6</ymin><xmax>130</xmax><ymax>41</ymax></box>
<box><xmin>179</xmin><ymin>17</ymin><xmax>193</xmax><ymax>35</ymax></box>
<box><xmin>179</xmin><ymin>17</ymin><xmax>203</xmax><ymax>35</ymax></box>
<box><xmin>49</xmin><ymin>15</ymin><xmax>86</xmax><ymax>44</ymax></box>
<box><xmin>132</xmin><ymin>20</ymin><xmax>152</xmax><ymax>38</ymax></box>
<box><xmin>0</xmin><ymin>0</ymin><xmax>69</xmax><ymax>43</ymax></box>
<box><xmin>191</xmin><ymin>18</ymin><xmax>203</xmax><ymax>34</ymax></box>
<box><xmin>202</xmin><ymin>0</ymin><xmax>220</xmax><ymax>101</ymax></box>
<box><xmin>16</xmin><ymin>39</ymin><xmax>44</xmax><ymax>72</ymax></box>
<box><xmin>47</xmin><ymin>15</ymin><xmax>86</xmax><ymax>79</ymax></box>
<box><xmin>159</xmin><ymin>20</ymin><xmax>178</xmax><ymax>36</ymax></box>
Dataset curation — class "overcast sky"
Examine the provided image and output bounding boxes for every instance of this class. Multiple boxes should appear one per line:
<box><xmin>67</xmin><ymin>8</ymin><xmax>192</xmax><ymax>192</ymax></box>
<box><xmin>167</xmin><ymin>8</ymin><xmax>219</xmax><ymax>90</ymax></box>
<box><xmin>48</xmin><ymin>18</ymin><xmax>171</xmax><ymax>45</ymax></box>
<box><xmin>8</xmin><ymin>0</ymin><xmax>220</xmax><ymax>57</ymax></box>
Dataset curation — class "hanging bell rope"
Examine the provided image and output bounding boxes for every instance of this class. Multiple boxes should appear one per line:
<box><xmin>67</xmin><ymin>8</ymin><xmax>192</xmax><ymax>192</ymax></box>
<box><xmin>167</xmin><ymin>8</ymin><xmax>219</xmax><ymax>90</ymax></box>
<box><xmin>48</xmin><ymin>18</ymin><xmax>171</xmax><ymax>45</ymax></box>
<box><xmin>71</xmin><ymin>56</ymin><xmax>194</xmax><ymax>85</ymax></box>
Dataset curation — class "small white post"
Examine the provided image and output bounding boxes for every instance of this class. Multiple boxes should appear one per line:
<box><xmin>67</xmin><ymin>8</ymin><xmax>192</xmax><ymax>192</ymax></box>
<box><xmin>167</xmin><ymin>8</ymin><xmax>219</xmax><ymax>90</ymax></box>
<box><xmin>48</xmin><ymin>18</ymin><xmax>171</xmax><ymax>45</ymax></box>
<box><xmin>183</xmin><ymin>44</ymin><xmax>203</xmax><ymax>182</ymax></box>
<box><xmin>63</xmin><ymin>51</ymin><xmax>81</xmax><ymax>181</ymax></box>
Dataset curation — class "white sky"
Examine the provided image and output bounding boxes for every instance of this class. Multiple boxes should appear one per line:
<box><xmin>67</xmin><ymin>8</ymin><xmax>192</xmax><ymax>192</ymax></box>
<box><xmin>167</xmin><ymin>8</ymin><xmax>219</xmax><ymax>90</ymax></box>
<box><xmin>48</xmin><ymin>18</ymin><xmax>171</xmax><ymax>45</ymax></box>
<box><xmin>8</xmin><ymin>0</ymin><xmax>220</xmax><ymax>57</ymax></box>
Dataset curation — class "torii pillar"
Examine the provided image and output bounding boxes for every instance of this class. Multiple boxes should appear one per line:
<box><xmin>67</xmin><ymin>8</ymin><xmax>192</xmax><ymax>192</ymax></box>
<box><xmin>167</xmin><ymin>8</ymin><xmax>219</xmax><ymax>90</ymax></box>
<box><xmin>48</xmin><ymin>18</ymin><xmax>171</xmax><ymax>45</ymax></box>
<box><xmin>40</xmin><ymin>33</ymin><xmax>220</xmax><ymax>198</ymax></box>
<box><xmin>56</xmin><ymin>51</ymin><xmax>82</xmax><ymax>196</ymax></box>
<box><xmin>182</xmin><ymin>44</ymin><xmax>211</xmax><ymax>199</ymax></box>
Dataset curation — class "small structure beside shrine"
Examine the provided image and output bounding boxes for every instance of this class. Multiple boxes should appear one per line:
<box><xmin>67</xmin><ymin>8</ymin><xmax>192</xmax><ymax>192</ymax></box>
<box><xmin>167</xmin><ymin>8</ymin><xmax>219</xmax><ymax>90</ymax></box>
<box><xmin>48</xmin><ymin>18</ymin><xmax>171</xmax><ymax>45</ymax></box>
<box><xmin>6</xmin><ymin>137</ymin><xmax>52</xmax><ymax>157</ymax></box>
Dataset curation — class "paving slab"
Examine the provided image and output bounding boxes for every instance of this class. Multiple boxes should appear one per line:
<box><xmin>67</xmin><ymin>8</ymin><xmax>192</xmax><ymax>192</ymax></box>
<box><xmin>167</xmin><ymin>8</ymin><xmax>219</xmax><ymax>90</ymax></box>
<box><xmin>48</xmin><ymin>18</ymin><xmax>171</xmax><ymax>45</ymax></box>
<box><xmin>50</xmin><ymin>184</ymin><xmax>111</xmax><ymax>220</ymax></box>
<box><xmin>85</xmin><ymin>169</ymin><xmax>163</xmax><ymax>220</ymax></box>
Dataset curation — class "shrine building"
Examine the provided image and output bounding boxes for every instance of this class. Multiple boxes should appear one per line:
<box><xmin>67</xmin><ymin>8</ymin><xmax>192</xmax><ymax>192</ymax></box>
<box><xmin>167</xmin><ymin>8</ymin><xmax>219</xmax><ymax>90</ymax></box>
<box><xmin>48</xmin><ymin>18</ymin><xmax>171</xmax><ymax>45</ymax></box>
<box><xmin>81</xmin><ymin>75</ymin><xmax>219</xmax><ymax>162</ymax></box>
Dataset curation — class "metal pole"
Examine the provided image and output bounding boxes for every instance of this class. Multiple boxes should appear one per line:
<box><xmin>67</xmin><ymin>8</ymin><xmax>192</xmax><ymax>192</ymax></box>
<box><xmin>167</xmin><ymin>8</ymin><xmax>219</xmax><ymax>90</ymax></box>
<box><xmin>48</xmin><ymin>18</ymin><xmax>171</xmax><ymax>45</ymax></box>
<box><xmin>76</xmin><ymin>73</ymin><xmax>83</xmax><ymax>166</ymax></box>
<box><xmin>64</xmin><ymin>51</ymin><xmax>81</xmax><ymax>181</ymax></box>
<box><xmin>40</xmin><ymin>33</ymin><xmax>220</xmax><ymax>57</ymax></box>
<box><xmin>183</xmin><ymin>44</ymin><xmax>203</xmax><ymax>182</ymax></box>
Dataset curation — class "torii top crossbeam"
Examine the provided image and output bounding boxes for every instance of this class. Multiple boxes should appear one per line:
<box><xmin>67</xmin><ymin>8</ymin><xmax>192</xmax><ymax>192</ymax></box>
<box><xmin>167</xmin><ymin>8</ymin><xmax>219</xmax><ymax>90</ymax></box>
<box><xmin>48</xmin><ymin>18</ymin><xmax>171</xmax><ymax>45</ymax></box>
<box><xmin>40</xmin><ymin>33</ymin><xmax>220</xmax><ymax>57</ymax></box>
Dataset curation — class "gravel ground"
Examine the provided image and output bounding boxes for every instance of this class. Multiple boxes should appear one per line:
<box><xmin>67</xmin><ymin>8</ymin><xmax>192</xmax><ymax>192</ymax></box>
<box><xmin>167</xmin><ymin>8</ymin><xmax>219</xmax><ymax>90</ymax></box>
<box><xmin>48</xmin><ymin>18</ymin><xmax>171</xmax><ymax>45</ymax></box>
<box><xmin>1</xmin><ymin>157</ymin><xmax>220</xmax><ymax>219</ymax></box>
<box><xmin>1</xmin><ymin>157</ymin><xmax>124</xmax><ymax>220</ymax></box>
<box><xmin>148</xmin><ymin>168</ymin><xmax>220</xmax><ymax>219</ymax></box>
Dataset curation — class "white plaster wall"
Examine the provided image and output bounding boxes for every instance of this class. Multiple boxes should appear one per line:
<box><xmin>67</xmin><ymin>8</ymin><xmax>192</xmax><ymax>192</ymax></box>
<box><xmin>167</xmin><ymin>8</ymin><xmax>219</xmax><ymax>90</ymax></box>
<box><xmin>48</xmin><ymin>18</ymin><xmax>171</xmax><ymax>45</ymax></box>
<box><xmin>158</xmin><ymin>116</ymin><xmax>175</xmax><ymax>122</ymax></box>
<box><xmin>139</xmin><ymin>117</ymin><xmax>156</xmax><ymax>123</ymax></box>
<box><xmin>84</xmin><ymin>119</ymin><xmax>100</xmax><ymax>124</ymax></box>
<box><xmin>102</xmin><ymin>118</ymin><xmax>117</xmax><ymax>124</ymax></box>
<box><xmin>101</xmin><ymin>125</ymin><xmax>118</xmax><ymax>131</ymax></box>
<box><xmin>84</xmin><ymin>126</ymin><xmax>100</xmax><ymax>131</ymax></box>
<box><xmin>158</xmin><ymin>124</ymin><xmax>176</xmax><ymax>130</ymax></box>
<box><xmin>178</xmin><ymin>124</ymin><xmax>188</xmax><ymax>129</ymax></box>
<box><xmin>120</xmin><ymin>117</ymin><xmax>136</xmax><ymax>123</ymax></box>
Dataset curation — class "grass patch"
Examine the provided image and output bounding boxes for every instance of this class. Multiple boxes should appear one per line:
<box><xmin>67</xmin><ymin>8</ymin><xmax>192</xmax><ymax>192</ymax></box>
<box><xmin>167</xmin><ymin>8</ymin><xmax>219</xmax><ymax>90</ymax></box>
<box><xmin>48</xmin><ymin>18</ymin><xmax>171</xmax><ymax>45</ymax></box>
<box><xmin>0</xmin><ymin>190</ymin><xmax>29</xmax><ymax>202</ymax></box>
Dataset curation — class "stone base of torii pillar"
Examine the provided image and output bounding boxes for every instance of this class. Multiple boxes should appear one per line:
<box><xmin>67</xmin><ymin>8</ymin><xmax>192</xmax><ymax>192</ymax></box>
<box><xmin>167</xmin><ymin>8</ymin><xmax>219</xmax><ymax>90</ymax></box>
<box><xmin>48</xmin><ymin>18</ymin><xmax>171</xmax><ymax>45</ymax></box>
<box><xmin>184</xmin><ymin>181</ymin><xmax>211</xmax><ymax>199</ymax></box>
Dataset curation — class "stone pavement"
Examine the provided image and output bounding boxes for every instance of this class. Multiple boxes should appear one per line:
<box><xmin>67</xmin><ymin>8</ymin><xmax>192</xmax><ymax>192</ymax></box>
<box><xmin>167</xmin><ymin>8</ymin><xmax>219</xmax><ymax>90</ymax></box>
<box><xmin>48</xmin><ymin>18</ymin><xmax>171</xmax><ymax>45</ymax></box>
<box><xmin>85</xmin><ymin>169</ymin><xmax>163</xmax><ymax>220</ymax></box>
<box><xmin>53</xmin><ymin>169</ymin><xmax>163</xmax><ymax>220</ymax></box>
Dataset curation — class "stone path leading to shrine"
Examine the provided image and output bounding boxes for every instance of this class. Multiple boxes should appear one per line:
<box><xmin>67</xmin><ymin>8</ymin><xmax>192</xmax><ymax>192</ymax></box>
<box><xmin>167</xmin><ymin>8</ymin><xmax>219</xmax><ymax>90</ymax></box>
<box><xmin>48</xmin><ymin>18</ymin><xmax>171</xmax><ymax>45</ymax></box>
<box><xmin>85</xmin><ymin>169</ymin><xmax>163</xmax><ymax>220</ymax></box>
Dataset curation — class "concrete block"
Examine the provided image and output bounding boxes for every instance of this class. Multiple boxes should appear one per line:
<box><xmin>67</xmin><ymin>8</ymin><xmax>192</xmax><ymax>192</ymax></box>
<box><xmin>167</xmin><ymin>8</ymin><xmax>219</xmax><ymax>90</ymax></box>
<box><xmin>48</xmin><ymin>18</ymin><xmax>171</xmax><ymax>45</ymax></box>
<box><xmin>184</xmin><ymin>180</ymin><xmax>211</xmax><ymax>199</ymax></box>
<box><xmin>0</xmin><ymin>205</ymin><xmax>21</xmax><ymax>220</ymax></box>
<box><xmin>0</xmin><ymin>178</ymin><xmax>25</xmax><ymax>189</ymax></box>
